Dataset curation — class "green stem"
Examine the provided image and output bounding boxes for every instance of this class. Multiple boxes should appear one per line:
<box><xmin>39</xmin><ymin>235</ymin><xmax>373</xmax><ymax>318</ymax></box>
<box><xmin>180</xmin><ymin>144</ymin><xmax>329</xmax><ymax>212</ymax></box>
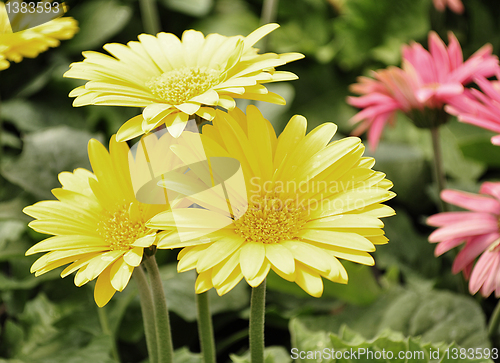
<box><xmin>97</xmin><ymin>304</ymin><xmax>121</xmax><ymax>362</ymax></box>
<box><xmin>134</xmin><ymin>266</ymin><xmax>159</xmax><ymax>363</ymax></box>
<box><xmin>259</xmin><ymin>0</ymin><xmax>279</xmax><ymax>51</ymax></box>
<box><xmin>196</xmin><ymin>292</ymin><xmax>216</xmax><ymax>363</ymax></box>
<box><xmin>488</xmin><ymin>300</ymin><xmax>500</xmax><ymax>342</ymax></box>
<box><xmin>249</xmin><ymin>280</ymin><xmax>266</xmax><ymax>363</ymax></box>
<box><xmin>143</xmin><ymin>255</ymin><xmax>174</xmax><ymax>363</ymax></box>
<box><xmin>140</xmin><ymin>0</ymin><xmax>161</xmax><ymax>34</ymax></box>
<box><xmin>430</xmin><ymin>127</ymin><xmax>448</xmax><ymax>212</ymax></box>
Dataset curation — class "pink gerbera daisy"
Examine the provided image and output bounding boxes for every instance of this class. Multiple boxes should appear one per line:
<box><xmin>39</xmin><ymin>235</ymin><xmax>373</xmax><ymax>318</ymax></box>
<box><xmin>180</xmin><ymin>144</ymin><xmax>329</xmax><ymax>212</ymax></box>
<box><xmin>348</xmin><ymin>31</ymin><xmax>499</xmax><ymax>150</ymax></box>
<box><xmin>427</xmin><ymin>182</ymin><xmax>500</xmax><ymax>297</ymax></box>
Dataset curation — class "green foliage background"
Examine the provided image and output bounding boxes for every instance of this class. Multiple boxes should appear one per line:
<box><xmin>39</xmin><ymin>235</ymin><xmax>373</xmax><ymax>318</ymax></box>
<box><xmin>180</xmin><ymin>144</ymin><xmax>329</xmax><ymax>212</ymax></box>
<box><xmin>1</xmin><ymin>0</ymin><xmax>500</xmax><ymax>361</ymax></box>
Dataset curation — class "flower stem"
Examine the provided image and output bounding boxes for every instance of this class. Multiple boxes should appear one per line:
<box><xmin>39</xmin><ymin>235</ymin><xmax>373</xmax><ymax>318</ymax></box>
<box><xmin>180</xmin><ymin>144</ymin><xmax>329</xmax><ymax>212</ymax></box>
<box><xmin>260</xmin><ymin>0</ymin><xmax>279</xmax><ymax>51</ymax></box>
<box><xmin>139</xmin><ymin>0</ymin><xmax>161</xmax><ymax>34</ymax></box>
<box><xmin>249</xmin><ymin>279</ymin><xmax>266</xmax><ymax>363</ymax></box>
<box><xmin>97</xmin><ymin>304</ymin><xmax>121</xmax><ymax>362</ymax></box>
<box><xmin>143</xmin><ymin>255</ymin><xmax>174</xmax><ymax>363</ymax></box>
<box><xmin>134</xmin><ymin>266</ymin><xmax>159</xmax><ymax>363</ymax></box>
<box><xmin>430</xmin><ymin>127</ymin><xmax>448</xmax><ymax>212</ymax></box>
<box><xmin>488</xmin><ymin>300</ymin><xmax>500</xmax><ymax>342</ymax></box>
<box><xmin>196</xmin><ymin>292</ymin><xmax>217</xmax><ymax>363</ymax></box>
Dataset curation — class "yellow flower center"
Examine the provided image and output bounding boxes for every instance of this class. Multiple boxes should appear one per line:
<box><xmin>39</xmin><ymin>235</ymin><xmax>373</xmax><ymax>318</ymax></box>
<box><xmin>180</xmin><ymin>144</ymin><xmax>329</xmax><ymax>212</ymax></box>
<box><xmin>147</xmin><ymin>67</ymin><xmax>221</xmax><ymax>105</ymax></box>
<box><xmin>97</xmin><ymin>204</ymin><xmax>150</xmax><ymax>251</ymax></box>
<box><xmin>234</xmin><ymin>194</ymin><xmax>308</xmax><ymax>244</ymax></box>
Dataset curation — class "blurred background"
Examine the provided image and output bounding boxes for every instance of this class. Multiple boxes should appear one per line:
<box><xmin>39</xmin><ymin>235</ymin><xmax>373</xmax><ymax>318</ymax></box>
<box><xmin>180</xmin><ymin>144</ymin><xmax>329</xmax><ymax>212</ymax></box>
<box><xmin>1</xmin><ymin>0</ymin><xmax>499</xmax><ymax>361</ymax></box>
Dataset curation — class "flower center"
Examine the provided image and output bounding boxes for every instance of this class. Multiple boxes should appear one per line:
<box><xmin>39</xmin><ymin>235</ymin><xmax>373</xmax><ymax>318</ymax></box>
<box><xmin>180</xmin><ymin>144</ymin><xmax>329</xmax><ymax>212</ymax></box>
<box><xmin>146</xmin><ymin>67</ymin><xmax>221</xmax><ymax>105</ymax></box>
<box><xmin>97</xmin><ymin>204</ymin><xmax>150</xmax><ymax>251</ymax></box>
<box><xmin>234</xmin><ymin>194</ymin><xmax>308</xmax><ymax>244</ymax></box>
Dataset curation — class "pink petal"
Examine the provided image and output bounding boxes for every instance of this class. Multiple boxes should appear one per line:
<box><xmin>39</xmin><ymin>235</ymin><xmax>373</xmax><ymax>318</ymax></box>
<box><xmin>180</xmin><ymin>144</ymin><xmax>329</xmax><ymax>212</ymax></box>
<box><xmin>434</xmin><ymin>237</ymin><xmax>465</xmax><ymax>256</ymax></box>
<box><xmin>429</xmin><ymin>31</ymin><xmax>451</xmax><ymax>79</ymax></box>
<box><xmin>463</xmin><ymin>262</ymin><xmax>473</xmax><ymax>280</ymax></box>
<box><xmin>480</xmin><ymin>252</ymin><xmax>500</xmax><ymax>296</ymax></box>
<box><xmin>452</xmin><ymin>233</ymin><xmax>499</xmax><ymax>273</ymax></box>
<box><xmin>367</xmin><ymin>115</ymin><xmax>387</xmax><ymax>151</ymax></box>
<box><xmin>403</xmin><ymin>43</ymin><xmax>437</xmax><ymax>84</ymax></box>
<box><xmin>459</xmin><ymin>114</ymin><xmax>500</xmax><ymax>133</ymax></box>
<box><xmin>469</xmin><ymin>251</ymin><xmax>497</xmax><ymax>294</ymax></box>
<box><xmin>432</xmin><ymin>0</ymin><xmax>446</xmax><ymax>12</ymax></box>
<box><xmin>447</xmin><ymin>32</ymin><xmax>463</xmax><ymax>70</ymax></box>
<box><xmin>427</xmin><ymin>211</ymin><xmax>495</xmax><ymax>227</ymax></box>
<box><xmin>447</xmin><ymin>0</ymin><xmax>464</xmax><ymax>14</ymax></box>
<box><xmin>429</xmin><ymin>219</ymin><xmax>498</xmax><ymax>242</ymax></box>
<box><xmin>474</xmin><ymin>76</ymin><xmax>500</xmax><ymax>103</ymax></box>
<box><xmin>479</xmin><ymin>182</ymin><xmax>500</xmax><ymax>201</ymax></box>
<box><xmin>434</xmin><ymin>83</ymin><xmax>464</xmax><ymax>98</ymax></box>
<box><xmin>416</xmin><ymin>88</ymin><xmax>436</xmax><ymax>103</ymax></box>
<box><xmin>440</xmin><ymin>189</ymin><xmax>500</xmax><ymax>214</ymax></box>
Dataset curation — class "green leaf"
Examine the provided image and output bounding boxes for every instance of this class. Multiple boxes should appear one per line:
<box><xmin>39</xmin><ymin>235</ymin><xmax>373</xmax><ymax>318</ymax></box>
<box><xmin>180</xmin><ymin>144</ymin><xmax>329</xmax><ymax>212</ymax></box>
<box><xmin>367</xmin><ymin>142</ymin><xmax>431</xmax><ymax>210</ymax></box>
<box><xmin>382</xmin><ymin>116</ymin><xmax>486</xmax><ymax>184</ymax></box>
<box><xmin>230</xmin><ymin>346</ymin><xmax>292</xmax><ymax>363</ymax></box>
<box><xmin>161</xmin><ymin>0</ymin><xmax>214</xmax><ymax>17</ymax></box>
<box><xmin>159</xmin><ymin>264</ymin><xmax>249</xmax><ymax>322</ymax></box>
<box><xmin>290</xmin><ymin>322</ymin><xmax>494</xmax><ymax>363</ymax></box>
<box><xmin>266</xmin><ymin>261</ymin><xmax>380</xmax><ymax>306</ymax></box>
<box><xmin>374</xmin><ymin>209</ymin><xmax>441</xmax><ymax>281</ymax></box>
<box><xmin>0</xmin><ymin>197</ymin><xmax>31</xmax><ymax>221</ymax></box>
<box><xmin>2</xmin><ymin>98</ymin><xmax>86</xmax><ymax>133</ymax></box>
<box><xmin>459</xmin><ymin>133</ymin><xmax>500</xmax><ymax>167</ymax></box>
<box><xmin>67</xmin><ymin>0</ymin><xmax>132</xmax><ymax>51</ymax></box>
<box><xmin>333</xmin><ymin>0</ymin><xmax>431</xmax><ymax>69</ymax></box>
<box><xmin>1</xmin><ymin>127</ymin><xmax>101</xmax><ymax>199</ymax></box>
<box><xmin>290</xmin><ymin>285</ymin><xmax>490</xmax><ymax>353</ymax></box>
<box><xmin>4</xmin><ymin>293</ymin><xmax>114</xmax><ymax>363</ymax></box>
<box><xmin>195</xmin><ymin>0</ymin><xmax>259</xmax><ymax>38</ymax></box>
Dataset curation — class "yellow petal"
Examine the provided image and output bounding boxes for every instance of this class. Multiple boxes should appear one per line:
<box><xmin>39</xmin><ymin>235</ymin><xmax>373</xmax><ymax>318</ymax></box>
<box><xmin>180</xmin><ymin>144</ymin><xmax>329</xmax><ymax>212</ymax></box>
<box><xmin>215</xmin><ymin>268</ymin><xmax>244</xmax><ymax>295</ymax></box>
<box><xmin>196</xmin><ymin>106</ymin><xmax>217</xmax><ymax>121</ymax></box>
<box><xmin>240</xmin><ymin>242</ymin><xmax>265</xmax><ymax>281</ymax></box>
<box><xmin>178</xmin><ymin>244</ymin><xmax>211</xmax><ymax>272</ymax></box>
<box><xmin>246</xmin><ymin>259</ymin><xmax>270</xmax><ymax>287</ymax></box>
<box><xmin>197</xmin><ymin>237</ymin><xmax>245</xmax><ymax>273</ymax></box>
<box><xmin>26</xmin><ymin>235</ymin><xmax>107</xmax><ymax>255</ymax></box>
<box><xmin>281</xmin><ymin>240</ymin><xmax>331</xmax><ymax>273</ymax></box>
<box><xmin>274</xmin><ymin>115</ymin><xmax>306</xmax><ymax>170</ymax></box>
<box><xmin>264</xmin><ymin>243</ymin><xmax>295</xmax><ymax>275</ymax></box>
<box><xmin>347</xmin><ymin>204</ymin><xmax>395</xmax><ymax>218</ymax></box>
<box><xmin>211</xmin><ymin>250</ymin><xmax>241</xmax><ymax>286</ymax></box>
<box><xmin>305</xmin><ymin>214</ymin><xmax>383</xmax><ymax>229</ymax></box>
<box><xmin>74</xmin><ymin>265</ymin><xmax>91</xmax><ymax>286</ymax></box>
<box><xmin>295</xmin><ymin>264</ymin><xmax>323</xmax><ymax>297</ymax></box>
<box><xmin>131</xmin><ymin>234</ymin><xmax>157</xmax><ymax>248</ymax></box>
<box><xmin>110</xmin><ymin>258</ymin><xmax>134</xmax><ymax>291</ymax></box>
<box><xmin>165</xmin><ymin>112</ymin><xmax>189</xmax><ymax>138</ymax></box>
<box><xmin>61</xmin><ymin>254</ymin><xmax>96</xmax><ymax>278</ymax></box>
<box><xmin>195</xmin><ymin>271</ymin><xmax>213</xmax><ymax>293</ymax></box>
<box><xmin>124</xmin><ymin>247</ymin><xmax>144</xmax><ymax>267</ymax></box>
<box><xmin>243</xmin><ymin>24</ymin><xmax>279</xmax><ymax>51</ymax></box>
<box><xmin>299</xmin><ymin>230</ymin><xmax>376</xmax><ymax>252</ymax></box>
<box><xmin>94</xmin><ymin>265</ymin><xmax>117</xmax><ymax>307</ymax></box>
<box><xmin>85</xmin><ymin>250</ymin><xmax>124</xmax><ymax>281</ymax></box>
<box><xmin>247</xmin><ymin>105</ymin><xmax>274</xmax><ymax>181</ymax></box>
<box><xmin>175</xmin><ymin>102</ymin><xmax>201</xmax><ymax>115</ymax></box>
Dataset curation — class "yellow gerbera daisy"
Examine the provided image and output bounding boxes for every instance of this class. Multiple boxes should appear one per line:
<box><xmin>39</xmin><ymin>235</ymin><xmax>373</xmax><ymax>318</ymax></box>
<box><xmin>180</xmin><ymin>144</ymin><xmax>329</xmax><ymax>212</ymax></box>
<box><xmin>0</xmin><ymin>1</ymin><xmax>78</xmax><ymax>70</ymax></box>
<box><xmin>63</xmin><ymin>24</ymin><xmax>304</xmax><ymax>141</ymax></box>
<box><xmin>148</xmin><ymin>106</ymin><xmax>396</xmax><ymax>297</ymax></box>
<box><xmin>23</xmin><ymin>136</ymin><xmax>168</xmax><ymax>307</ymax></box>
